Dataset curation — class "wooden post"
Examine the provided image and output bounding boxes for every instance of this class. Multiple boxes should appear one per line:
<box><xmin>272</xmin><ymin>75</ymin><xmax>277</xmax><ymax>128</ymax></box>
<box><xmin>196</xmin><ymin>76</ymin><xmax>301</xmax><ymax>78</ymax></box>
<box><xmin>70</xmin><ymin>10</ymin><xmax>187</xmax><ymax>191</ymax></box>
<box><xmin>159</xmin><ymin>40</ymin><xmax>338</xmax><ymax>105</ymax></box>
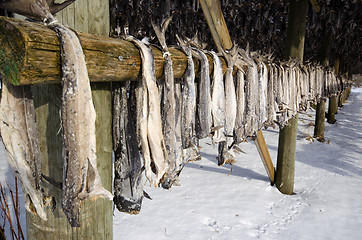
<box><xmin>26</xmin><ymin>1</ymin><xmax>113</xmax><ymax>239</ymax></box>
<box><xmin>200</xmin><ymin>0</ymin><xmax>275</xmax><ymax>184</ymax></box>
<box><xmin>327</xmin><ymin>96</ymin><xmax>338</xmax><ymax>124</ymax></box>
<box><xmin>313</xmin><ymin>98</ymin><xmax>326</xmax><ymax>141</ymax></box>
<box><xmin>326</xmin><ymin>50</ymin><xmax>340</xmax><ymax>124</ymax></box>
<box><xmin>199</xmin><ymin>0</ymin><xmax>232</xmax><ymax>52</ymax></box>
<box><xmin>275</xmin><ymin>0</ymin><xmax>308</xmax><ymax>195</ymax></box>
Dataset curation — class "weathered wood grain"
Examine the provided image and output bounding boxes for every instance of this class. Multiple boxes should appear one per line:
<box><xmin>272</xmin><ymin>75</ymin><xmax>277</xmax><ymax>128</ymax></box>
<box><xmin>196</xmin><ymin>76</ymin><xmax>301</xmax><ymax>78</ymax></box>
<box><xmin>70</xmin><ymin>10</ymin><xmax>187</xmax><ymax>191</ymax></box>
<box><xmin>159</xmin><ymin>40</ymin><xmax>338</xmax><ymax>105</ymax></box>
<box><xmin>0</xmin><ymin>16</ymin><xmax>227</xmax><ymax>86</ymax></box>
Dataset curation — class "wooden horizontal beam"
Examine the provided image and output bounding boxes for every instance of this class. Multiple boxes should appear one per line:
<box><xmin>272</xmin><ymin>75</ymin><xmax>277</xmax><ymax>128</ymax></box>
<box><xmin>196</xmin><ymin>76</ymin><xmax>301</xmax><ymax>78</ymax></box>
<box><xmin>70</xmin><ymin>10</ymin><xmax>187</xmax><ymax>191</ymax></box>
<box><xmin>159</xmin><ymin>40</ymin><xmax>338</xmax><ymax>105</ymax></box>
<box><xmin>0</xmin><ymin>17</ymin><xmax>227</xmax><ymax>86</ymax></box>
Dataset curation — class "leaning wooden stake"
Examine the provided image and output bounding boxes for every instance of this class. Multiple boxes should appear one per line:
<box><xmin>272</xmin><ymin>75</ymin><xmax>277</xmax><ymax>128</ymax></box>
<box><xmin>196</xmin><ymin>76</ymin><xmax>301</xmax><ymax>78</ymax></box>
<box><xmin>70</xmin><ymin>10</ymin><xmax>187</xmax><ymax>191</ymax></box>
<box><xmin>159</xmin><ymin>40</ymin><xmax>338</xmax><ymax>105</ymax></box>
<box><xmin>275</xmin><ymin>0</ymin><xmax>308</xmax><ymax>195</ymax></box>
<box><xmin>254</xmin><ymin>131</ymin><xmax>275</xmax><ymax>184</ymax></box>
<box><xmin>200</xmin><ymin>0</ymin><xmax>275</xmax><ymax>184</ymax></box>
<box><xmin>26</xmin><ymin>1</ymin><xmax>112</xmax><ymax>239</ymax></box>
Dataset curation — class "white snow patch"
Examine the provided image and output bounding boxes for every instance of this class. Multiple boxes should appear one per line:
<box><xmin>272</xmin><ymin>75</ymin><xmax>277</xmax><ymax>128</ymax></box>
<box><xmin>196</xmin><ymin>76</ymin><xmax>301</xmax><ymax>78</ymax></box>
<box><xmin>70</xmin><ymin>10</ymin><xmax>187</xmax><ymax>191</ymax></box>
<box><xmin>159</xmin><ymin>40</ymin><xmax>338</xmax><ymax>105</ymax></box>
<box><xmin>1</xmin><ymin>88</ymin><xmax>361</xmax><ymax>239</ymax></box>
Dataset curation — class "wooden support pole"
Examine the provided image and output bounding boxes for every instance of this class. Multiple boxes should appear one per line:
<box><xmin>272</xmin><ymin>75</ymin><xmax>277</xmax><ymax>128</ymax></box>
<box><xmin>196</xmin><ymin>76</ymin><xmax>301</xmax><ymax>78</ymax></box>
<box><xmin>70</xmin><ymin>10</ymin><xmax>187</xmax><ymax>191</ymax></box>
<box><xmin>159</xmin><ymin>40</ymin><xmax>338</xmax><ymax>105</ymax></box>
<box><xmin>276</xmin><ymin>116</ymin><xmax>298</xmax><ymax>194</ymax></box>
<box><xmin>200</xmin><ymin>0</ymin><xmax>275</xmax><ymax>184</ymax></box>
<box><xmin>314</xmin><ymin>98</ymin><xmax>326</xmax><ymax>141</ymax></box>
<box><xmin>275</xmin><ymin>0</ymin><xmax>308</xmax><ymax>195</ymax></box>
<box><xmin>199</xmin><ymin>0</ymin><xmax>232</xmax><ymax>52</ymax></box>
<box><xmin>254</xmin><ymin>131</ymin><xmax>275</xmax><ymax>185</ymax></box>
<box><xmin>327</xmin><ymin>96</ymin><xmax>338</xmax><ymax>124</ymax></box>
<box><xmin>0</xmin><ymin>16</ymin><xmax>227</xmax><ymax>86</ymax></box>
<box><xmin>26</xmin><ymin>1</ymin><xmax>112</xmax><ymax>239</ymax></box>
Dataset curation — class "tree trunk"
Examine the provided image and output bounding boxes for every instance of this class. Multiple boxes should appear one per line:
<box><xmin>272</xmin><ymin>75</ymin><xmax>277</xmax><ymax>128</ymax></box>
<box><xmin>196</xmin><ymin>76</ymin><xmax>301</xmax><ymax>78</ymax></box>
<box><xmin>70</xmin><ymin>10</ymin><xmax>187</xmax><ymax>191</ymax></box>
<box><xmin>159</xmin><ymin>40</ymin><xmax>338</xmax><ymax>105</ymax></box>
<box><xmin>26</xmin><ymin>1</ymin><xmax>113</xmax><ymax>239</ymax></box>
<box><xmin>275</xmin><ymin>0</ymin><xmax>308</xmax><ymax>195</ymax></box>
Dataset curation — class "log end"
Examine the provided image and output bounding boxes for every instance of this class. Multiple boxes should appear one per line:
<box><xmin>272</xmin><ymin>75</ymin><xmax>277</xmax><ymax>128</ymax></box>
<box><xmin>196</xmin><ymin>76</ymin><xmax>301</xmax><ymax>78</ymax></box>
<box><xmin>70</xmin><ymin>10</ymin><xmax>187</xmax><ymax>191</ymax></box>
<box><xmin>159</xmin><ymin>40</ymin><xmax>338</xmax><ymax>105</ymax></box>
<box><xmin>0</xmin><ymin>17</ymin><xmax>25</xmax><ymax>86</ymax></box>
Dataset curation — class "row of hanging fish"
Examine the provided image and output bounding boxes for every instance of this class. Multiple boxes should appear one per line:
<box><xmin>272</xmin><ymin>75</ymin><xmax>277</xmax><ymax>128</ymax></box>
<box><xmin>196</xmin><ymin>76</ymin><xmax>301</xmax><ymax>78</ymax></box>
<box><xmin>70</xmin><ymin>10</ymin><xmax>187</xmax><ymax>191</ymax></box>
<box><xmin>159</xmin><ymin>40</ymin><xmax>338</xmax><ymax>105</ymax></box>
<box><xmin>110</xmin><ymin>0</ymin><xmax>361</xmax><ymax>76</ymax></box>
<box><xmin>0</xmin><ymin>2</ymin><xmax>350</xmax><ymax>225</ymax></box>
<box><xmin>112</xmin><ymin>27</ymin><xmax>348</xmax><ymax>214</ymax></box>
<box><xmin>0</xmin><ymin>0</ymin><xmax>112</xmax><ymax>228</ymax></box>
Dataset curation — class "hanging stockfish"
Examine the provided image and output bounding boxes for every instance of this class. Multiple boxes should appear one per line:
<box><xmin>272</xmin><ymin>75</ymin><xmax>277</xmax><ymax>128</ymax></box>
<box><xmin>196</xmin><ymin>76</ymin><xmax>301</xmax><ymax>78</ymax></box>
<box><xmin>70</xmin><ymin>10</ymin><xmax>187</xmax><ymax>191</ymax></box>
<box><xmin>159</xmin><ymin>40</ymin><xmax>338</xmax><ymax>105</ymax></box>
<box><xmin>174</xmin><ymin>78</ymin><xmax>183</xmax><ymax>170</ymax></box>
<box><xmin>176</xmin><ymin>36</ymin><xmax>199</xmax><ymax>165</ymax></box>
<box><xmin>300</xmin><ymin>65</ymin><xmax>310</xmax><ymax>111</ymax></box>
<box><xmin>218</xmin><ymin>45</ymin><xmax>238</xmax><ymax>166</ymax></box>
<box><xmin>152</xmin><ymin>17</ymin><xmax>178</xmax><ymax>189</ymax></box>
<box><xmin>277</xmin><ymin>64</ymin><xmax>288</xmax><ymax>127</ymax></box>
<box><xmin>266</xmin><ymin>62</ymin><xmax>276</xmax><ymax>126</ymax></box>
<box><xmin>176</xmin><ymin>37</ymin><xmax>196</xmax><ymax>148</ymax></box>
<box><xmin>324</xmin><ymin>69</ymin><xmax>330</xmax><ymax>96</ymax></box>
<box><xmin>251</xmin><ymin>55</ymin><xmax>261</xmax><ymax>132</ymax></box>
<box><xmin>0</xmin><ymin>81</ymin><xmax>46</xmax><ymax>220</ymax></box>
<box><xmin>308</xmin><ymin>65</ymin><xmax>316</xmax><ymax>102</ymax></box>
<box><xmin>133</xmin><ymin>77</ymin><xmax>152</xmax><ymax>182</ymax></box>
<box><xmin>126</xmin><ymin>36</ymin><xmax>168</xmax><ymax>186</ymax></box>
<box><xmin>257</xmin><ymin>58</ymin><xmax>269</xmax><ymax>127</ymax></box>
<box><xmin>289</xmin><ymin>63</ymin><xmax>297</xmax><ymax>117</ymax></box>
<box><xmin>113</xmin><ymin>82</ymin><xmax>143</xmax><ymax>214</ymax></box>
<box><xmin>274</xmin><ymin>64</ymin><xmax>283</xmax><ymax>123</ymax></box>
<box><xmin>191</xmin><ymin>48</ymin><xmax>212</xmax><ymax>139</ymax></box>
<box><xmin>316</xmin><ymin>66</ymin><xmax>324</xmax><ymax>99</ymax></box>
<box><xmin>209</xmin><ymin>51</ymin><xmax>226</xmax><ymax>165</ymax></box>
<box><xmin>234</xmin><ymin>59</ymin><xmax>246</xmax><ymax>143</ymax></box>
<box><xmin>49</xmin><ymin>20</ymin><xmax>113</xmax><ymax>227</ymax></box>
<box><xmin>239</xmin><ymin>49</ymin><xmax>258</xmax><ymax>137</ymax></box>
<box><xmin>327</xmin><ymin>70</ymin><xmax>333</xmax><ymax>96</ymax></box>
<box><xmin>295</xmin><ymin>66</ymin><xmax>302</xmax><ymax>112</ymax></box>
<box><xmin>210</xmin><ymin>51</ymin><xmax>225</xmax><ymax>142</ymax></box>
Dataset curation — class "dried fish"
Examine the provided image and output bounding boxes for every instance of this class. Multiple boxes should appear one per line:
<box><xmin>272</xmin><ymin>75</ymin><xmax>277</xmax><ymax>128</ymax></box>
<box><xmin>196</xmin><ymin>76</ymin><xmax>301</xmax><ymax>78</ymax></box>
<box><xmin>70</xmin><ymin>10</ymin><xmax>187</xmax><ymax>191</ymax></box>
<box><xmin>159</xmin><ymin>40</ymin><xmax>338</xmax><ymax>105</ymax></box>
<box><xmin>113</xmin><ymin>81</ymin><xmax>143</xmax><ymax>214</ymax></box>
<box><xmin>259</xmin><ymin>60</ymin><xmax>269</xmax><ymax>126</ymax></box>
<box><xmin>220</xmin><ymin>46</ymin><xmax>238</xmax><ymax>149</ymax></box>
<box><xmin>177</xmin><ymin>36</ymin><xmax>199</xmax><ymax>169</ymax></box>
<box><xmin>49</xmin><ymin>21</ymin><xmax>112</xmax><ymax>227</ymax></box>
<box><xmin>240</xmin><ymin>49</ymin><xmax>258</xmax><ymax>137</ymax></box>
<box><xmin>210</xmin><ymin>51</ymin><xmax>225</xmax><ymax>144</ymax></box>
<box><xmin>174</xmin><ymin>78</ymin><xmax>183</xmax><ymax>170</ymax></box>
<box><xmin>152</xmin><ymin>18</ymin><xmax>177</xmax><ymax>189</ymax></box>
<box><xmin>234</xmin><ymin>67</ymin><xmax>245</xmax><ymax>143</ymax></box>
<box><xmin>177</xmin><ymin>36</ymin><xmax>196</xmax><ymax>150</ymax></box>
<box><xmin>0</xmin><ymin>80</ymin><xmax>46</xmax><ymax>220</ymax></box>
<box><xmin>192</xmin><ymin>48</ymin><xmax>212</xmax><ymax>139</ymax></box>
<box><xmin>266</xmin><ymin>63</ymin><xmax>276</xmax><ymax>126</ymax></box>
<box><xmin>219</xmin><ymin>45</ymin><xmax>238</xmax><ymax>165</ymax></box>
<box><xmin>127</xmin><ymin>35</ymin><xmax>168</xmax><ymax>186</ymax></box>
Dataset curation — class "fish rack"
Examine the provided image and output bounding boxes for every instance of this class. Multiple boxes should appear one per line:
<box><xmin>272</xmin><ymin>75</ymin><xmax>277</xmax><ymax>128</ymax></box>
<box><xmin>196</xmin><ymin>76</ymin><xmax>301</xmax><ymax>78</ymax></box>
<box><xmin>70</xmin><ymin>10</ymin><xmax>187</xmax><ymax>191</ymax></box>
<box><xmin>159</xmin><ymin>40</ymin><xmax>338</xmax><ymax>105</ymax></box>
<box><xmin>0</xmin><ymin>1</ymin><xmax>353</xmax><ymax>239</ymax></box>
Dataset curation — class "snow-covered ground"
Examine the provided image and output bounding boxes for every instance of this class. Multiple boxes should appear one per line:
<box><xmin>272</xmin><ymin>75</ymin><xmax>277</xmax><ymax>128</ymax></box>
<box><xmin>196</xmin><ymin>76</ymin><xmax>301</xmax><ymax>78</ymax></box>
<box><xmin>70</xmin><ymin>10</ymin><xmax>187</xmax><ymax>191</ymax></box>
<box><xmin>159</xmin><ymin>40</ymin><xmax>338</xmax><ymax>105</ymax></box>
<box><xmin>1</xmin><ymin>87</ymin><xmax>362</xmax><ymax>239</ymax></box>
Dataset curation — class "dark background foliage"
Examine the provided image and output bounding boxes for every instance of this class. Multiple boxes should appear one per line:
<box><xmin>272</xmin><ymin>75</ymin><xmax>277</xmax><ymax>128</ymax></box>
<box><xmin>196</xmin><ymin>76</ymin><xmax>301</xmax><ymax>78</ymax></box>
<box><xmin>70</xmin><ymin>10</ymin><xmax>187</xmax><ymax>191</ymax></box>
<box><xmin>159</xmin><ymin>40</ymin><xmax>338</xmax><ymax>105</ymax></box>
<box><xmin>110</xmin><ymin>0</ymin><xmax>361</xmax><ymax>73</ymax></box>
